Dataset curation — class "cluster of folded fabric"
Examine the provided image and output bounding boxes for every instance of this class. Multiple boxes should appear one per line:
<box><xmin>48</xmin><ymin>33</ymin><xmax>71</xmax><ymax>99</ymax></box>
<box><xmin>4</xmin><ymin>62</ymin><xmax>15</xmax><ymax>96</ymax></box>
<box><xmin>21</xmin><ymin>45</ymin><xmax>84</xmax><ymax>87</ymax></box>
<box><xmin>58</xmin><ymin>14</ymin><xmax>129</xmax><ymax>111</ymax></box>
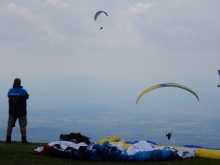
<box><xmin>32</xmin><ymin>134</ymin><xmax>197</xmax><ymax>161</ymax></box>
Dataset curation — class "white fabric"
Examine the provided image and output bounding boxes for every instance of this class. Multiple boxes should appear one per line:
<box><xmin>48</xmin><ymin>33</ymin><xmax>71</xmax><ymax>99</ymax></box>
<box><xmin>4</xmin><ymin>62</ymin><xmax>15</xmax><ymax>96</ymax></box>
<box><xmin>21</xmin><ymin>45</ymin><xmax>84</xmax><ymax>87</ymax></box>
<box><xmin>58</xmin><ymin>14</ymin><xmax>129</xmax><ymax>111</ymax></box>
<box><xmin>48</xmin><ymin>141</ymin><xmax>88</xmax><ymax>150</ymax></box>
<box><xmin>33</xmin><ymin>146</ymin><xmax>44</xmax><ymax>152</ymax></box>
<box><xmin>35</xmin><ymin>141</ymin><xmax>88</xmax><ymax>152</ymax></box>
<box><xmin>109</xmin><ymin>142</ymin><xmax>123</xmax><ymax>150</ymax></box>
<box><xmin>126</xmin><ymin>141</ymin><xmax>159</xmax><ymax>155</ymax></box>
<box><xmin>172</xmin><ymin>147</ymin><xmax>196</xmax><ymax>158</ymax></box>
<box><xmin>122</xmin><ymin>141</ymin><xmax>195</xmax><ymax>159</ymax></box>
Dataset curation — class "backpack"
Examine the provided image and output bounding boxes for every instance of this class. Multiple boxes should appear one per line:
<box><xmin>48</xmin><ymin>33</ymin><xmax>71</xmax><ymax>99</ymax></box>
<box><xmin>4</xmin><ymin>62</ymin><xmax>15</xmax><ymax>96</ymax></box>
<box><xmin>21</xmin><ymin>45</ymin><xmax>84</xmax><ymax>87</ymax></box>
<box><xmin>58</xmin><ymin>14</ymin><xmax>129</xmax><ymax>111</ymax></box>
<box><xmin>60</xmin><ymin>132</ymin><xmax>91</xmax><ymax>145</ymax></box>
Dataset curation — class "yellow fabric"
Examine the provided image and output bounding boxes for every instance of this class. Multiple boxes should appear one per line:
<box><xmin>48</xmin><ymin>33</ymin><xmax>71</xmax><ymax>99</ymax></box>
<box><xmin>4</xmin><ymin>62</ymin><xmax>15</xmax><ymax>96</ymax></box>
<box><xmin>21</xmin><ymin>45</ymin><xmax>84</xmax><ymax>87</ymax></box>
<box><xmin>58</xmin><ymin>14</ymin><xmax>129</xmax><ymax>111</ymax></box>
<box><xmin>98</xmin><ymin>135</ymin><xmax>121</xmax><ymax>144</ymax></box>
<box><xmin>195</xmin><ymin>148</ymin><xmax>220</xmax><ymax>159</ymax></box>
<box><xmin>159</xmin><ymin>145</ymin><xmax>220</xmax><ymax>159</ymax></box>
<box><xmin>98</xmin><ymin>135</ymin><xmax>132</xmax><ymax>149</ymax></box>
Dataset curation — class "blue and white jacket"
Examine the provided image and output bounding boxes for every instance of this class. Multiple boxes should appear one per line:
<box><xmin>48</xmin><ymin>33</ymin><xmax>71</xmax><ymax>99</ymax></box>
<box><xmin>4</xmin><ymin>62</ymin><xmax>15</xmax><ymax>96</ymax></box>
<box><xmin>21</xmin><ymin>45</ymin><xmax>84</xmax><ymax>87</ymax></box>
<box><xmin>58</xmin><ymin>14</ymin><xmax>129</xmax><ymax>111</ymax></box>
<box><xmin>8</xmin><ymin>85</ymin><xmax>29</xmax><ymax>117</ymax></box>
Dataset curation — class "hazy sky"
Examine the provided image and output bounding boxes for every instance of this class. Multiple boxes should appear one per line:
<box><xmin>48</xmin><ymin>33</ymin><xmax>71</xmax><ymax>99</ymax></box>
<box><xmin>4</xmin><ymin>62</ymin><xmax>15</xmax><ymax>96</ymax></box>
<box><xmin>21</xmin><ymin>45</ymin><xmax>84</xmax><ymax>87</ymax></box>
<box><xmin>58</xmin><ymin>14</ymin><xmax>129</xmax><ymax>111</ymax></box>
<box><xmin>0</xmin><ymin>0</ymin><xmax>219</xmax><ymax>80</ymax></box>
<box><xmin>0</xmin><ymin>0</ymin><xmax>220</xmax><ymax>108</ymax></box>
<box><xmin>0</xmin><ymin>0</ymin><xmax>220</xmax><ymax>145</ymax></box>
<box><xmin>0</xmin><ymin>0</ymin><xmax>219</xmax><ymax>102</ymax></box>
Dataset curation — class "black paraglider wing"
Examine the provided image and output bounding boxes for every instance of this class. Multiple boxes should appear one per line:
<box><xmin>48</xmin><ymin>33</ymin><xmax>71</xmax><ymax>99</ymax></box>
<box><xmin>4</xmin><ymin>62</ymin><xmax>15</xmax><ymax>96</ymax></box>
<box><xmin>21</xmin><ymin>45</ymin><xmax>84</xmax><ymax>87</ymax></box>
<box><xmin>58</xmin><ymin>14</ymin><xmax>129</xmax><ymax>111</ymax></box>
<box><xmin>94</xmin><ymin>11</ymin><xmax>108</xmax><ymax>21</ymax></box>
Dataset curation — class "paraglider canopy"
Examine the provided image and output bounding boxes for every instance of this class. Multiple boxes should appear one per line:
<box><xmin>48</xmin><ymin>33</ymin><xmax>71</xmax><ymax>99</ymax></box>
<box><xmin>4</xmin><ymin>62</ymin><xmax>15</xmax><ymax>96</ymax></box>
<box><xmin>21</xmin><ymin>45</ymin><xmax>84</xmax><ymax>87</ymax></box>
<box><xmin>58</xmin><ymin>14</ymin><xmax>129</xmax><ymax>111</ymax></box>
<box><xmin>94</xmin><ymin>11</ymin><xmax>108</xmax><ymax>21</ymax></box>
<box><xmin>136</xmin><ymin>83</ymin><xmax>200</xmax><ymax>104</ymax></box>
<box><xmin>94</xmin><ymin>11</ymin><xmax>108</xmax><ymax>30</ymax></box>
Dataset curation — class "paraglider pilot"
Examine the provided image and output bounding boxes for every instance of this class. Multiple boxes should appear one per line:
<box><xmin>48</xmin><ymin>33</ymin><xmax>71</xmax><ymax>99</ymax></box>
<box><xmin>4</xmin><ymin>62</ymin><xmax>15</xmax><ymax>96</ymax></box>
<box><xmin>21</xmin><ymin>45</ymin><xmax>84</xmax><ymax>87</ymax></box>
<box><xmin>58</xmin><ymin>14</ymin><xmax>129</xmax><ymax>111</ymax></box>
<box><xmin>166</xmin><ymin>132</ymin><xmax>172</xmax><ymax>140</ymax></box>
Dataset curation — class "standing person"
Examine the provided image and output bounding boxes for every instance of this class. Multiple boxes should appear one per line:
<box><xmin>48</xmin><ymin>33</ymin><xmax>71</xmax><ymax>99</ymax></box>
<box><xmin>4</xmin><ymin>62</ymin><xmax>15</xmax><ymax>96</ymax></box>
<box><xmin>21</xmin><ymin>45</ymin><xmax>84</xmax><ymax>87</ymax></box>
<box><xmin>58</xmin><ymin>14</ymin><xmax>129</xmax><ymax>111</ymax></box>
<box><xmin>6</xmin><ymin>78</ymin><xmax>29</xmax><ymax>144</ymax></box>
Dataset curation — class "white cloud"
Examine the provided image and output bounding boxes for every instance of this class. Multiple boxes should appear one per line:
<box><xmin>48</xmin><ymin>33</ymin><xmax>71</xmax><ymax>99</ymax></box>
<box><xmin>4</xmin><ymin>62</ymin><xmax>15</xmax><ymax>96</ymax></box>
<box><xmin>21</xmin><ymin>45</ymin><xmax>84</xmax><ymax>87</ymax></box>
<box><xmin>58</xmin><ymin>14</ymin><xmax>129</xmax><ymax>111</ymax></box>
<box><xmin>44</xmin><ymin>0</ymin><xmax>69</xmax><ymax>8</ymax></box>
<box><xmin>6</xmin><ymin>3</ymin><xmax>31</xmax><ymax>20</ymax></box>
<box><xmin>128</xmin><ymin>3</ymin><xmax>154</xmax><ymax>14</ymax></box>
<box><xmin>0</xmin><ymin>3</ymin><xmax>65</xmax><ymax>44</ymax></box>
<box><xmin>41</xmin><ymin>26</ymin><xmax>65</xmax><ymax>44</ymax></box>
<box><xmin>118</xmin><ymin>0</ymin><xmax>220</xmax><ymax>52</ymax></box>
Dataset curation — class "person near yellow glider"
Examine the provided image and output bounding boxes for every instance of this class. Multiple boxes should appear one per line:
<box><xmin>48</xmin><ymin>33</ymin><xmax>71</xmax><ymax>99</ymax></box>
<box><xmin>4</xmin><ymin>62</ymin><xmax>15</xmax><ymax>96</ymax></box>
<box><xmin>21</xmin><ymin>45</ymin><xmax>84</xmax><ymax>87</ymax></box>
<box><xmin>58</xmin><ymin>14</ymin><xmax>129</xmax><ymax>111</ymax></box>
<box><xmin>166</xmin><ymin>132</ymin><xmax>172</xmax><ymax>140</ymax></box>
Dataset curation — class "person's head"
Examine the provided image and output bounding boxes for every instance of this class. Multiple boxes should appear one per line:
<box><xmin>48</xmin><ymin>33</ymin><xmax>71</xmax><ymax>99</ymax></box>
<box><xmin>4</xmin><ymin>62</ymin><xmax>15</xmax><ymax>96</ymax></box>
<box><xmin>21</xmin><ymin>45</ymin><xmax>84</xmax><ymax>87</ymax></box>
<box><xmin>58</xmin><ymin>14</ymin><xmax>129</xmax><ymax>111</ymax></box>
<box><xmin>13</xmin><ymin>78</ymin><xmax>21</xmax><ymax>87</ymax></box>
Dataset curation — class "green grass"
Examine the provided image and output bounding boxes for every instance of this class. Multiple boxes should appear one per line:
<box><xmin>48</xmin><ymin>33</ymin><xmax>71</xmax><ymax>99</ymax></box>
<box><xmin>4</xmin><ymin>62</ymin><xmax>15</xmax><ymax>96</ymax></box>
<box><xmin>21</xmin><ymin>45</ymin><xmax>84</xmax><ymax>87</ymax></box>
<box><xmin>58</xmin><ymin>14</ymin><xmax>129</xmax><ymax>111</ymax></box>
<box><xmin>0</xmin><ymin>141</ymin><xmax>220</xmax><ymax>165</ymax></box>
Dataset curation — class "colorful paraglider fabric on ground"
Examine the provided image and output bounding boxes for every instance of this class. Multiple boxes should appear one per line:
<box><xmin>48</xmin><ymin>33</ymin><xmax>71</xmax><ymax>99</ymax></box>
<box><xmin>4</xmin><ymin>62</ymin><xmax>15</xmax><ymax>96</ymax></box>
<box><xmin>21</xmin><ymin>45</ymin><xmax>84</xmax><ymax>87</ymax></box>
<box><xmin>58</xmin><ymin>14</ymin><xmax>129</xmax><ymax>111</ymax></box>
<box><xmin>94</xmin><ymin>11</ymin><xmax>108</xmax><ymax>21</ymax></box>
<box><xmin>136</xmin><ymin>83</ymin><xmax>200</xmax><ymax>104</ymax></box>
<box><xmin>218</xmin><ymin>70</ymin><xmax>220</xmax><ymax>87</ymax></box>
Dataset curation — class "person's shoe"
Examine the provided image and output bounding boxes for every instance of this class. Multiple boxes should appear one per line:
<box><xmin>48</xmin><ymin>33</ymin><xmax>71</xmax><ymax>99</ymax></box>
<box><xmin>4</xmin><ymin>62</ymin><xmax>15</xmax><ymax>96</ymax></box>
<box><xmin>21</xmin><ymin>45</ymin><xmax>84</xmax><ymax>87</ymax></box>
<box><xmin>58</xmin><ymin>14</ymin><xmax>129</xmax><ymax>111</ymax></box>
<box><xmin>21</xmin><ymin>136</ymin><xmax>29</xmax><ymax>144</ymax></box>
<box><xmin>6</xmin><ymin>135</ymin><xmax>11</xmax><ymax>143</ymax></box>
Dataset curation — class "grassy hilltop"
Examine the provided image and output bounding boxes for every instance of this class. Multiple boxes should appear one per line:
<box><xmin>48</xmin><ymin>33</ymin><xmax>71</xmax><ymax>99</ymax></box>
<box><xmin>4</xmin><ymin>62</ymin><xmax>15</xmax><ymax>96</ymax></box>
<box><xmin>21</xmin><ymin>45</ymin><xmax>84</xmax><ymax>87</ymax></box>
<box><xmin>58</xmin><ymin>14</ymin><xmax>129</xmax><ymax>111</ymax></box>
<box><xmin>0</xmin><ymin>141</ymin><xmax>220</xmax><ymax>165</ymax></box>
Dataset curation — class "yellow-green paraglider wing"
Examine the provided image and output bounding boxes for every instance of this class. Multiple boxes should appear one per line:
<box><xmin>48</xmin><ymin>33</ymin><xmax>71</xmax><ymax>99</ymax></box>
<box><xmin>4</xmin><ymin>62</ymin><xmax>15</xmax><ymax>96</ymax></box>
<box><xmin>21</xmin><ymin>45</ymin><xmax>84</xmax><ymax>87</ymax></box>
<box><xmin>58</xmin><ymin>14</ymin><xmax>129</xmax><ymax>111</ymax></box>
<box><xmin>136</xmin><ymin>83</ymin><xmax>200</xmax><ymax>104</ymax></box>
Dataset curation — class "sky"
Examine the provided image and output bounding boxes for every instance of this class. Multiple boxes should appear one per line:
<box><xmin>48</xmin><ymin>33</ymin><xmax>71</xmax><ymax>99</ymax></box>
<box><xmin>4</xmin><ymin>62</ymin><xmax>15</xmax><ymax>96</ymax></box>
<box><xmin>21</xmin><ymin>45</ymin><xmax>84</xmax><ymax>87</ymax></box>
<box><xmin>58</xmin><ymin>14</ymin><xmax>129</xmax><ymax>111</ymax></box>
<box><xmin>0</xmin><ymin>0</ymin><xmax>220</xmax><ymax>147</ymax></box>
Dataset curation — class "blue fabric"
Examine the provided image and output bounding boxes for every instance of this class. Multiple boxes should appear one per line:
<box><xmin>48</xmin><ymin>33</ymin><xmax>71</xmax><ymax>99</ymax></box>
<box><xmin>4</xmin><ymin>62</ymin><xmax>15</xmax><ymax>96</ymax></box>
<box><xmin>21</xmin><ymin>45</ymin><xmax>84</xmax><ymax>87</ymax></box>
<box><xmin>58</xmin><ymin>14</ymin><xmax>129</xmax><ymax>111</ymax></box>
<box><xmin>8</xmin><ymin>88</ymin><xmax>27</xmax><ymax>97</ymax></box>
<box><xmin>161</xmin><ymin>147</ymin><xmax>173</xmax><ymax>160</ymax></box>
<box><xmin>84</xmin><ymin>142</ymin><xmax>173</xmax><ymax>161</ymax></box>
<box><xmin>125</xmin><ymin>140</ymin><xmax>157</xmax><ymax>145</ymax></box>
<box><xmin>69</xmin><ymin>150</ymin><xmax>84</xmax><ymax>159</ymax></box>
<box><xmin>183</xmin><ymin>145</ymin><xmax>204</xmax><ymax>148</ymax></box>
<box><xmin>183</xmin><ymin>144</ymin><xmax>220</xmax><ymax>150</ymax></box>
